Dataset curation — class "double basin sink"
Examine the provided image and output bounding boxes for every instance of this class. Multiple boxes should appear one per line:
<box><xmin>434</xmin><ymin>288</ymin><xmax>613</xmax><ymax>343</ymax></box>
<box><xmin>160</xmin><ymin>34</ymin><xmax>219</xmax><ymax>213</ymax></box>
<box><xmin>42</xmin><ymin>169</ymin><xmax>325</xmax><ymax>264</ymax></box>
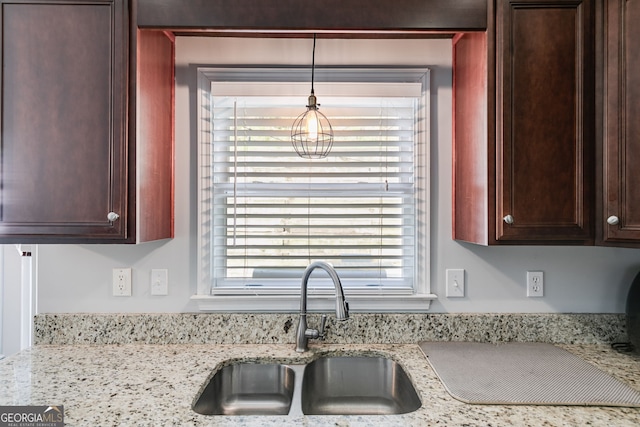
<box><xmin>193</xmin><ymin>355</ymin><xmax>422</xmax><ymax>416</ymax></box>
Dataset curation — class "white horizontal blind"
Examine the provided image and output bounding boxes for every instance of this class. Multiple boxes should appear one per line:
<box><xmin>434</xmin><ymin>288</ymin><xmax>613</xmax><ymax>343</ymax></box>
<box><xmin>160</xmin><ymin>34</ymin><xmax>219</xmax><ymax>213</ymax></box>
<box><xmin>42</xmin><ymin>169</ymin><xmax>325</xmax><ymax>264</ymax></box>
<box><xmin>205</xmin><ymin>78</ymin><xmax>425</xmax><ymax>292</ymax></box>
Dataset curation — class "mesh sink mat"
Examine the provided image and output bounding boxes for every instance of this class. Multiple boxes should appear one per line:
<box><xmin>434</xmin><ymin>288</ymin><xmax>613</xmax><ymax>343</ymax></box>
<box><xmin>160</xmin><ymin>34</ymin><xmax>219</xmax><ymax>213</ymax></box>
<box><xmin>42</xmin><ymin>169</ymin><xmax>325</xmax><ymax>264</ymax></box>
<box><xmin>419</xmin><ymin>342</ymin><xmax>640</xmax><ymax>406</ymax></box>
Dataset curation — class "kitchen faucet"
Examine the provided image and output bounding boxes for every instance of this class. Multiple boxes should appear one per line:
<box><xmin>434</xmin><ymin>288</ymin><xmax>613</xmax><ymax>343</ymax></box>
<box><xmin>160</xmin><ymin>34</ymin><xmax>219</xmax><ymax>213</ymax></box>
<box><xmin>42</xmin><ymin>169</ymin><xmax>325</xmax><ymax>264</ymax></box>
<box><xmin>295</xmin><ymin>261</ymin><xmax>349</xmax><ymax>352</ymax></box>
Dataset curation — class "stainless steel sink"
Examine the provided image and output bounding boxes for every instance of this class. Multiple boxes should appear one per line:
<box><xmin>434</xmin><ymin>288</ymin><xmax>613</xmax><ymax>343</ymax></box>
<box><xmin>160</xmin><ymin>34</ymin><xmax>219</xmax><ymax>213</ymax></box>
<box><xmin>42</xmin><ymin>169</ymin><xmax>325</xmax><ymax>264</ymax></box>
<box><xmin>193</xmin><ymin>355</ymin><xmax>421</xmax><ymax>416</ymax></box>
<box><xmin>301</xmin><ymin>356</ymin><xmax>421</xmax><ymax>415</ymax></box>
<box><xmin>192</xmin><ymin>363</ymin><xmax>295</xmax><ymax>415</ymax></box>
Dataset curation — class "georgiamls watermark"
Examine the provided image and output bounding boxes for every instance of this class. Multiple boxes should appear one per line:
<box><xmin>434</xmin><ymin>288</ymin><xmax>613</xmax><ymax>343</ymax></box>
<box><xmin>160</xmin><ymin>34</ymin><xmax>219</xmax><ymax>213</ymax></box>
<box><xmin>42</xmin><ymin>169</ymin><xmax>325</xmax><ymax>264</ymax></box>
<box><xmin>0</xmin><ymin>406</ymin><xmax>64</xmax><ymax>427</ymax></box>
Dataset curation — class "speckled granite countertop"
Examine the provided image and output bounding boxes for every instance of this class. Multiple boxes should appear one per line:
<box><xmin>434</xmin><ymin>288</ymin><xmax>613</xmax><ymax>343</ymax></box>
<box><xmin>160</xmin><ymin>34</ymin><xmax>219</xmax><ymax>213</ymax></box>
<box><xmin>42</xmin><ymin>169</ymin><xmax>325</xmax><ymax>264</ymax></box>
<box><xmin>0</xmin><ymin>343</ymin><xmax>639</xmax><ymax>427</ymax></box>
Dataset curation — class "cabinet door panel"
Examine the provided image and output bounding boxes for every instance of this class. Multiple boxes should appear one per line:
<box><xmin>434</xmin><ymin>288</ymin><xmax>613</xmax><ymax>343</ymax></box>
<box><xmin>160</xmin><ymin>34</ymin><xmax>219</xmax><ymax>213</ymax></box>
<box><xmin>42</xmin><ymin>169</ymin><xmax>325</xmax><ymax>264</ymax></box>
<box><xmin>496</xmin><ymin>0</ymin><xmax>594</xmax><ymax>242</ymax></box>
<box><xmin>603</xmin><ymin>0</ymin><xmax>640</xmax><ymax>242</ymax></box>
<box><xmin>0</xmin><ymin>0</ymin><xmax>127</xmax><ymax>242</ymax></box>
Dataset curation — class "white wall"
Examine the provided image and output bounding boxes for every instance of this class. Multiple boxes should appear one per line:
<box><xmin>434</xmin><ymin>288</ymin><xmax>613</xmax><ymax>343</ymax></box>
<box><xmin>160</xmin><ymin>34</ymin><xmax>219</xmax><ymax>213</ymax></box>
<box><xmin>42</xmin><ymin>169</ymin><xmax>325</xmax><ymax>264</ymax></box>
<box><xmin>1</xmin><ymin>246</ymin><xmax>26</xmax><ymax>356</ymax></box>
<box><xmin>30</xmin><ymin>37</ymin><xmax>640</xmax><ymax>314</ymax></box>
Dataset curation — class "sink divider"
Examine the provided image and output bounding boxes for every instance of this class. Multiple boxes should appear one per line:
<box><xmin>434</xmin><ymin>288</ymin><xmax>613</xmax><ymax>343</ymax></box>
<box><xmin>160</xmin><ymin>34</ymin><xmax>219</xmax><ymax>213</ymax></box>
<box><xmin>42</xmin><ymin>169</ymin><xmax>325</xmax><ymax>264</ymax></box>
<box><xmin>286</xmin><ymin>364</ymin><xmax>307</xmax><ymax>416</ymax></box>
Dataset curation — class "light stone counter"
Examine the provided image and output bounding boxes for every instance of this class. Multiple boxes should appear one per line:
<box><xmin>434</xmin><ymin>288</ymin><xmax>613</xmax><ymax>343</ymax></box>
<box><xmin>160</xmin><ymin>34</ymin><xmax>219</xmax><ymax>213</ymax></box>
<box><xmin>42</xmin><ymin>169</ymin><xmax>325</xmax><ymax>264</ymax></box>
<box><xmin>0</xmin><ymin>343</ymin><xmax>639</xmax><ymax>427</ymax></box>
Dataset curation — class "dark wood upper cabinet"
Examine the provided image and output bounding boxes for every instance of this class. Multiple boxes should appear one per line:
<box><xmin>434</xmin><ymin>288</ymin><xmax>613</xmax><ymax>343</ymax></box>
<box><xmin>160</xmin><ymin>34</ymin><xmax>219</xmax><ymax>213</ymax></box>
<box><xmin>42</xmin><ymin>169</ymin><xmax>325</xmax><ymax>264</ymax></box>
<box><xmin>136</xmin><ymin>0</ymin><xmax>488</xmax><ymax>32</ymax></box>
<box><xmin>496</xmin><ymin>0</ymin><xmax>595</xmax><ymax>243</ymax></box>
<box><xmin>454</xmin><ymin>0</ymin><xmax>595</xmax><ymax>245</ymax></box>
<box><xmin>0</xmin><ymin>0</ymin><xmax>174</xmax><ymax>243</ymax></box>
<box><xmin>600</xmin><ymin>0</ymin><xmax>640</xmax><ymax>246</ymax></box>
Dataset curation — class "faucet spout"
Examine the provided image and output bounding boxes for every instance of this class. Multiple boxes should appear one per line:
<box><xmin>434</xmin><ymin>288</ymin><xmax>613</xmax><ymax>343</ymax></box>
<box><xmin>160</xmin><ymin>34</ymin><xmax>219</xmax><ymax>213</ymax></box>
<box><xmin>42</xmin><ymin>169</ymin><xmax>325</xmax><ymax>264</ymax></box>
<box><xmin>296</xmin><ymin>261</ymin><xmax>349</xmax><ymax>352</ymax></box>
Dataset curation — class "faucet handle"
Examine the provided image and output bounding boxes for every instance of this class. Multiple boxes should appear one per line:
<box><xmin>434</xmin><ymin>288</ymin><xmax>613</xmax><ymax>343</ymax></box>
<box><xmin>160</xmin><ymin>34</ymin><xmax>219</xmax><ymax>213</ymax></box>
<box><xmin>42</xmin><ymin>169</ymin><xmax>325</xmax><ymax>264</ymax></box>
<box><xmin>304</xmin><ymin>314</ymin><xmax>328</xmax><ymax>341</ymax></box>
<box><xmin>305</xmin><ymin>314</ymin><xmax>328</xmax><ymax>340</ymax></box>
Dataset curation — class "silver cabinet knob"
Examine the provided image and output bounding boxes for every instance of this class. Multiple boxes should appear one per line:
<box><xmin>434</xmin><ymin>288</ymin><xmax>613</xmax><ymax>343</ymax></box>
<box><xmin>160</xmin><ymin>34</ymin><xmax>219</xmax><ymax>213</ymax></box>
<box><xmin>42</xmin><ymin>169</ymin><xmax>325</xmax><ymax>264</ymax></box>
<box><xmin>503</xmin><ymin>215</ymin><xmax>514</xmax><ymax>225</ymax></box>
<box><xmin>607</xmin><ymin>215</ymin><xmax>619</xmax><ymax>225</ymax></box>
<box><xmin>107</xmin><ymin>212</ymin><xmax>120</xmax><ymax>222</ymax></box>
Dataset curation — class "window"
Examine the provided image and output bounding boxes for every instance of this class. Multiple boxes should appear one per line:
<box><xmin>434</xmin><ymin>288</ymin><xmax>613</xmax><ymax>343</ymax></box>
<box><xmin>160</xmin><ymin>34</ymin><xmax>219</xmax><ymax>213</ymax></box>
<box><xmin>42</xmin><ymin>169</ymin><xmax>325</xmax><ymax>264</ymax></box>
<box><xmin>195</xmin><ymin>68</ymin><xmax>434</xmax><ymax>312</ymax></box>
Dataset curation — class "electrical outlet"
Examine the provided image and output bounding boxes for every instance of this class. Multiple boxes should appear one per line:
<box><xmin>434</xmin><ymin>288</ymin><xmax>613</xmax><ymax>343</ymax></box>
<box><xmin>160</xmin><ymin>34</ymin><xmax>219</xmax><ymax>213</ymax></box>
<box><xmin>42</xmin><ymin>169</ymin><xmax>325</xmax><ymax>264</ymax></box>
<box><xmin>113</xmin><ymin>268</ymin><xmax>132</xmax><ymax>296</ymax></box>
<box><xmin>527</xmin><ymin>271</ymin><xmax>544</xmax><ymax>297</ymax></box>
<box><xmin>446</xmin><ymin>269</ymin><xmax>465</xmax><ymax>298</ymax></box>
<box><xmin>151</xmin><ymin>269</ymin><xmax>169</xmax><ymax>296</ymax></box>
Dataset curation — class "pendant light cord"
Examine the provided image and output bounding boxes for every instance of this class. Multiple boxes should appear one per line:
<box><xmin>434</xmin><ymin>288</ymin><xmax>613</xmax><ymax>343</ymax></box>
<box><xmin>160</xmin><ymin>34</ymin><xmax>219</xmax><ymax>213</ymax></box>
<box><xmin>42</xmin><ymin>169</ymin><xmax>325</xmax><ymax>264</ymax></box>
<box><xmin>311</xmin><ymin>33</ymin><xmax>316</xmax><ymax>95</ymax></box>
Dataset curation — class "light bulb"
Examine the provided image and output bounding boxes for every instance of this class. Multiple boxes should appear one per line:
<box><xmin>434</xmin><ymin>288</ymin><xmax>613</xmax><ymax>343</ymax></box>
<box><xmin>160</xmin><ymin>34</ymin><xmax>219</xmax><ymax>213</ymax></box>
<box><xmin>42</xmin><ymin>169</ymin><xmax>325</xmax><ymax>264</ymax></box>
<box><xmin>305</xmin><ymin>110</ymin><xmax>319</xmax><ymax>142</ymax></box>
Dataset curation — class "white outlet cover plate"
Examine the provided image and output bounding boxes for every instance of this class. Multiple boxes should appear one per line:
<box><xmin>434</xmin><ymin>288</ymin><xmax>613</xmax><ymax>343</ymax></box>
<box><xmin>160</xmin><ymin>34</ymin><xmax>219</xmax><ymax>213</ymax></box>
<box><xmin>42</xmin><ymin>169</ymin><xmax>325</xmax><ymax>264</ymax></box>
<box><xmin>112</xmin><ymin>268</ymin><xmax>132</xmax><ymax>297</ymax></box>
<box><xmin>526</xmin><ymin>271</ymin><xmax>544</xmax><ymax>297</ymax></box>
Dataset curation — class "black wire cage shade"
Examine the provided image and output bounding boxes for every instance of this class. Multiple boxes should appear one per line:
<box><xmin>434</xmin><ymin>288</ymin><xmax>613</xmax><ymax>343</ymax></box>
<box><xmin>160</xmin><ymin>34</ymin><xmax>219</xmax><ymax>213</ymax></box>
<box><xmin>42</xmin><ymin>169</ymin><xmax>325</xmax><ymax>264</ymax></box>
<box><xmin>291</xmin><ymin>34</ymin><xmax>334</xmax><ymax>159</ymax></box>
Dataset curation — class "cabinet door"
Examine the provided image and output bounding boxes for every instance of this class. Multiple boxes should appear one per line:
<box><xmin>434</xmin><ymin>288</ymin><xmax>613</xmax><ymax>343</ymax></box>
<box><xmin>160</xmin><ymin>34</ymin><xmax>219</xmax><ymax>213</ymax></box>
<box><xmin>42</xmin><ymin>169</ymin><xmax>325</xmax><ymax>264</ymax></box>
<box><xmin>496</xmin><ymin>0</ymin><xmax>594</xmax><ymax>242</ymax></box>
<box><xmin>0</xmin><ymin>0</ymin><xmax>128</xmax><ymax>242</ymax></box>
<box><xmin>602</xmin><ymin>0</ymin><xmax>640</xmax><ymax>243</ymax></box>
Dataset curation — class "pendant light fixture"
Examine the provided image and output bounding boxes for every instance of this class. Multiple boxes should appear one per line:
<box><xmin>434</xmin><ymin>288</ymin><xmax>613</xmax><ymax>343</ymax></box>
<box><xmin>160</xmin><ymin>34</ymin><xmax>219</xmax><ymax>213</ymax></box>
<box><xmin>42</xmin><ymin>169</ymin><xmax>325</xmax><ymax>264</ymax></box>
<box><xmin>291</xmin><ymin>34</ymin><xmax>334</xmax><ymax>159</ymax></box>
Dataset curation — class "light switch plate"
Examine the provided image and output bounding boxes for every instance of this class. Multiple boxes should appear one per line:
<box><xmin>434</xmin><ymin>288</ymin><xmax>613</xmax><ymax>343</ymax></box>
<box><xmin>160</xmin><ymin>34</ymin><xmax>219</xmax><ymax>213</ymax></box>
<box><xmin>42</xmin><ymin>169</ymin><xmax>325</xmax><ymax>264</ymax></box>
<box><xmin>151</xmin><ymin>269</ymin><xmax>169</xmax><ymax>296</ymax></box>
<box><xmin>446</xmin><ymin>269</ymin><xmax>465</xmax><ymax>298</ymax></box>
